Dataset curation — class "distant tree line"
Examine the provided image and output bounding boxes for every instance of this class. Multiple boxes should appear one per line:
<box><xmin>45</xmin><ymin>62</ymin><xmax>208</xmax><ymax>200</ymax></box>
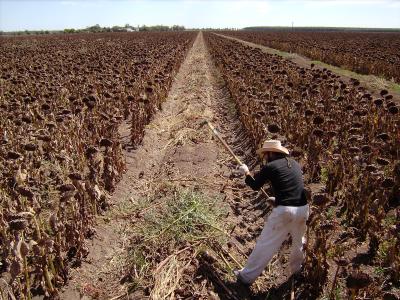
<box><xmin>63</xmin><ymin>24</ymin><xmax>186</xmax><ymax>34</ymax></box>
<box><xmin>0</xmin><ymin>24</ymin><xmax>186</xmax><ymax>36</ymax></box>
<box><xmin>197</xmin><ymin>28</ymin><xmax>239</xmax><ymax>31</ymax></box>
<box><xmin>0</xmin><ymin>29</ymin><xmax>51</xmax><ymax>36</ymax></box>
<box><xmin>139</xmin><ymin>25</ymin><xmax>185</xmax><ymax>31</ymax></box>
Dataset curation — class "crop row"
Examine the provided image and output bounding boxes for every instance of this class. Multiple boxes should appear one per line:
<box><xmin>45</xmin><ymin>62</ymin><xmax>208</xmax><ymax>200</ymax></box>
<box><xmin>0</xmin><ymin>31</ymin><xmax>196</xmax><ymax>298</ymax></box>
<box><xmin>221</xmin><ymin>30</ymin><xmax>400</xmax><ymax>83</ymax></box>
<box><xmin>204</xmin><ymin>32</ymin><xmax>399</xmax><ymax>298</ymax></box>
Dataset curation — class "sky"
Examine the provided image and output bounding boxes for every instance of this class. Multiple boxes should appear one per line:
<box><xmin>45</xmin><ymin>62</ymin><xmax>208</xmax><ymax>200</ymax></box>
<box><xmin>0</xmin><ymin>0</ymin><xmax>399</xmax><ymax>31</ymax></box>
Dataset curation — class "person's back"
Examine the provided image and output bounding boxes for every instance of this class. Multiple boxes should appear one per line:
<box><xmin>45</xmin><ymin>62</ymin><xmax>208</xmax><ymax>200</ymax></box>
<box><xmin>245</xmin><ymin>157</ymin><xmax>307</xmax><ymax>207</ymax></box>
<box><xmin>265</xmin><ymin>158</ymin><xmax>306</xmax><ymax>206</ymax></box>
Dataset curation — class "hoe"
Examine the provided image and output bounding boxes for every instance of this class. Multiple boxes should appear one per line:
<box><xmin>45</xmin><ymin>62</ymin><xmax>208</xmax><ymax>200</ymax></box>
<box><xmin>201</xmin><ymin>119</ymin><xmax>275</xmax><ymax>207</ymax></box>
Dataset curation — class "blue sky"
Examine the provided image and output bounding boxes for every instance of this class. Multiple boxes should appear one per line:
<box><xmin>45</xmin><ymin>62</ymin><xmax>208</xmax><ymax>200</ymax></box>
<box><xmin>1</xmin><ymin>0</ymin><xmax>399</xmax><ymax>31</ymax></box>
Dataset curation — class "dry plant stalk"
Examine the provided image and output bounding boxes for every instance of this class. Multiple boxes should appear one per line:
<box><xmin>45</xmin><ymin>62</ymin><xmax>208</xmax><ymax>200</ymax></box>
<box><xmin>151</xmin><ymin>256</ymin><xmax>191</xmax><ymax>300</ymax></box>
<box><xmin>205</xmin><ymin>32</ymin><xmax>399</xmax><ymax>299</ymax></box>
<box><xmin>0</xmin><ymin>32</ymin><xmax>197</xmax><ymax>298</ymax></box>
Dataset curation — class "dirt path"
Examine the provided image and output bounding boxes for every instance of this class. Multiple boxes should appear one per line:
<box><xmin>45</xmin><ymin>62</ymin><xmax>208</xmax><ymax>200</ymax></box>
<box><xmin>216</xmin><ymin>33</ymin><xmax>400</xmax><ymax>102</ymax></box>
<box><xmin>59</xmin><ymin>32</ymin><xmax>280</xmax><ymax>300</ymax></box>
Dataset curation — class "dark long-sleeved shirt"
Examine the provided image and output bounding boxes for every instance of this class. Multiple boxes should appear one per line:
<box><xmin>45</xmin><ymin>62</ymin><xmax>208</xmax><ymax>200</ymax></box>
<box><xmin>245</xmin><ymin>157</ymin><xmax>307</xmax><ymax>206</ymax></box>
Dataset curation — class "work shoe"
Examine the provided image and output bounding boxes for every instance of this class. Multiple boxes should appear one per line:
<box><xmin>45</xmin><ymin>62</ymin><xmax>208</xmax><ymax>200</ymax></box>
<box><xmin>289</xmin><ymin>268</ymin><xmax>306</xmax><ymax>283</ymax></box>
<box><xmin>233</xmin><ymin>269</ymin><xmax>251</xmax><ymax>287</ymax></box>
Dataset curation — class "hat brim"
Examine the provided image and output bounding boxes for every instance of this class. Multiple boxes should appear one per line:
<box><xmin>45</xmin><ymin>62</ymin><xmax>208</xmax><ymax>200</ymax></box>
<box><xmin>256</xmin><ymin>147</ymin><xmax>289</xmax><ymax>156</ymax></box>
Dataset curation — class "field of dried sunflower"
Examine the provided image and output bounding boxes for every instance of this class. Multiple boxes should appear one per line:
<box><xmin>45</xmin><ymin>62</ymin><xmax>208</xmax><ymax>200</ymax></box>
<box><xmin>222</xmin><ymin>30</ymin><xmax>400</xmax><ymax>84</ymax></box>
<box><xmin>205</xmin><ymin>32</ymin><xmax>399</xmax><ymax>299</ymax></box>
<box><xmin>1</xmin><ymin>28</ymin><xmax>399</xmax><ymax>300</ymax></box>
<box><xmin>0</xmin><ymin>31</ymin><xmax>196</xmax><ymax>299</ymax></box>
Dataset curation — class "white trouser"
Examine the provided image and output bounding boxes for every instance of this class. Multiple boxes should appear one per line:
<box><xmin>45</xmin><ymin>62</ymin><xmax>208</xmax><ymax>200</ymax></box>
<box><xmin>238</xmin><ymin>204</ymin><xmax>309</xmax><ymax>285</ymax></box>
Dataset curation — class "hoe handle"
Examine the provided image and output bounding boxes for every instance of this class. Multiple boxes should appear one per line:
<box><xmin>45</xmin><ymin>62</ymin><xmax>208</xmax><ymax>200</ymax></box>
<box><xmin>205</xmin><ymin>121</ymin><xmax>272</xmax><ymax>202</ymax></box>
<box><xmin>206</xmin><ymin>121</ymin><xmax>243</xmax><ymax>165</ymax></box>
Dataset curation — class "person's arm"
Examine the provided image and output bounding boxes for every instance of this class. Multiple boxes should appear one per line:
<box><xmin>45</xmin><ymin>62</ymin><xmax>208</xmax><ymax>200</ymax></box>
<box><xmin>244</xmin><ymin>165</ymin><xmax>270</xmax><ymax>191</ymax></box>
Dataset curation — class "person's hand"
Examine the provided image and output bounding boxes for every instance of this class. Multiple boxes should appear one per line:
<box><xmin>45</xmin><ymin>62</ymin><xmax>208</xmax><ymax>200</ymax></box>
<box><xmin>267</xmin><ymin>196</ymin><xmax>276</xmax><ymax>207</ymax></box>
<box><xmin>238</xmin><ymin>164</ymin><xmax>249</xmax><ymax>176</ymax></box>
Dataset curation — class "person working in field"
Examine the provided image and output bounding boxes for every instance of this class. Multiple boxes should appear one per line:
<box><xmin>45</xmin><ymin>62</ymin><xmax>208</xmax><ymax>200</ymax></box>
<box><xmin>235</xmin><ymin>140</ymin><xmax>309</xmax><ymax>285</ymax></box>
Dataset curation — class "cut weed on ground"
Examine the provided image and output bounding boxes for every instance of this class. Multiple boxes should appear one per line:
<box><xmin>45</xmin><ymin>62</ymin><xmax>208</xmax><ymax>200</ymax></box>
<box><xmin>125</xmin><ymin>187</ymin><xmax>230</xmax><ymax>297</ymax></box>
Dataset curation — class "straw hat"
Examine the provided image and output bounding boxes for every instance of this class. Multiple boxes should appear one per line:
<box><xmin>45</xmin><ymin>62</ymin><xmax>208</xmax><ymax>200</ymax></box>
<box><xmin>256</xmin><ymin>140</ymin><xmax>289</xmax><ymax>156</ymax></box>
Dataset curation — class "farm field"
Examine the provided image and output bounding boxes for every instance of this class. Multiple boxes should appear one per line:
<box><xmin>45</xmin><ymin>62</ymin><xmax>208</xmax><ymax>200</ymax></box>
<box><xmin>205</xmin><ymin>32</ymin><xmax>399</xmax><ymax>298</ymax></box>
<box><xmin>0</xmin><ymin>31</ymin><xmax>196</xmax><ymax>298</ymax></box>
<box><xmin>221</xmin><ymin>30</ymin><xmax>400</xmax><ymax>84</ymax></box>
<box><xmin>0</xmin><ymin>29</ymin><xmax>399</xmax><ymax>300</ymax></box>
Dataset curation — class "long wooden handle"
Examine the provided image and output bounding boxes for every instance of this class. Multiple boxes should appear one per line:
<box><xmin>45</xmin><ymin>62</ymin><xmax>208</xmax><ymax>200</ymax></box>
<box><xmin>205</xmin><ymin>121</ymin><xmax>272</xmax><ymax>201</ymax></box>
<box><xmin>206</xmin><ymin>121</ymin><xmax>243</xmax><ymax>165</ymax></box>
